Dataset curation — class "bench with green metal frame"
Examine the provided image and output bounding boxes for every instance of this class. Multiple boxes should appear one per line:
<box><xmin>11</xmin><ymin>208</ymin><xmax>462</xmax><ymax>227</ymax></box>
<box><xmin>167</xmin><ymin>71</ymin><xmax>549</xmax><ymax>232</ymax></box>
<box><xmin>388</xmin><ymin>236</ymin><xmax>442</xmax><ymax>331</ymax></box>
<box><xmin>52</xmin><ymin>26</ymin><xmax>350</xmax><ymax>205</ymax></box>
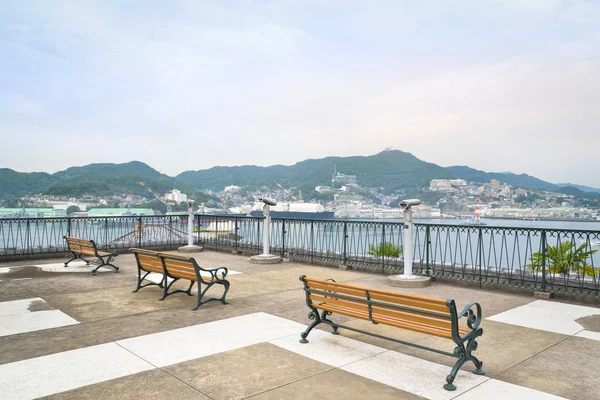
<box><xmin>130</xmin><ymin>248</ymin><xmax>230</xmax><ymax>310</ymax></box>
<box><xmin>298</xmin><ymin>275</ymin><xmax>484</xmax><ymax>391</ymax></box>
<box><xmin>63</xmin><ymin>236</ymin><xmax>119</xmax><ymax>274</ymax></box>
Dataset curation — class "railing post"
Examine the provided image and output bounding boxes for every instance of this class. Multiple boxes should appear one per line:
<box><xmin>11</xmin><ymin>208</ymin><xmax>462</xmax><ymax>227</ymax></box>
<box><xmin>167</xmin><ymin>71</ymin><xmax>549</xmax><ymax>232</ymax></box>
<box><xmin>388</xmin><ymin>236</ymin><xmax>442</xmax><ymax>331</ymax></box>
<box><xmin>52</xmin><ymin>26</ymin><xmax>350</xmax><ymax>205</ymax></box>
<box><xmin>311</xmin><ymin>221</ymin><xmax>314</xmax><ymax>264</ymax></box>
<box><xmin>137</xmin><ymin>216</ymin><xmax>142</xmax><ymax>248</ymax></box>
<box><xmin>541</xmin><ymin>230</ymin><xmax>547</xmax><ymax>292</ymax></box>
<box><xmin>26</xmin><ymin>219</ymin><xmax>31</xmax><ymax>258</ymax></box>
<box><xmin>425</xmin><ymin>225</ymin><xmax>431</xmax><ymax>276</ymax></box>
<box><xmin>281</xmin><ymin>219</ymin><xmax>286</xmax><ymax>257</ymax></box>
<box><xmin>67</xmin><ymin>217</ymin><xmax>71</xmax><ymax>237</ymax></box>
<box><xmin>235</xmin><ymin>217</ymin><xmax>239</xmax><ymax>253</ymax></box>
<box><xmin>478</xmin><ymin>227</ymin><xmax>483</xmax><ymax>289</ymax></box>
<box><xmin>343</xmin><ymin>221</ymin><xmax>348</xmax><ymax>266</ymax></box>
<box><xmin>381</xmin><ymin>223</ymin><xmax>386</xmax><ymax>270</ymax></box>
<box><xmin>104</xmin><ymin>218</ymin><xmax>108</xmax><ymax>245</ymax></box>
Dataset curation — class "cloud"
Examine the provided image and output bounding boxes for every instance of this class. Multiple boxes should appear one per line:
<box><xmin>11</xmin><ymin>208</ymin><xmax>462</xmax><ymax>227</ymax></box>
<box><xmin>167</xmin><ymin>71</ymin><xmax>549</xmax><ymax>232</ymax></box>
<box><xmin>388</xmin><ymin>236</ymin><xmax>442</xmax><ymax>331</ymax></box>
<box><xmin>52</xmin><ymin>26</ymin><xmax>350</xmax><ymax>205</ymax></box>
<box><xmin>0</xmin><ymin>0</ymin><xmax>599</xmax><ymax>187</ymax></box>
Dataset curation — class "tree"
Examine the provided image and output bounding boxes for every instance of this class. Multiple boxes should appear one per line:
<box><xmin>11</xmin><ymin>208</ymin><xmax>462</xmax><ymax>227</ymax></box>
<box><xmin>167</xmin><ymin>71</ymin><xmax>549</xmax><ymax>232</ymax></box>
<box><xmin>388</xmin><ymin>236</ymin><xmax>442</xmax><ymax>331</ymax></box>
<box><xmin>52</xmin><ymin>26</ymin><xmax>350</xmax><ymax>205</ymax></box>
<box><xmin>368</xmin><ymin>242</ymin><xmax>403</xmax><ymax>258</ymax></box>
<box><xmin>527</xmin><ymin>241</ymin><xmax>598</xmax><ymax>277</ymax></box>
<box><xmin>66</xmin><ymin>205</ymin><xmax>81</xmax><ymax>215</ymax></box>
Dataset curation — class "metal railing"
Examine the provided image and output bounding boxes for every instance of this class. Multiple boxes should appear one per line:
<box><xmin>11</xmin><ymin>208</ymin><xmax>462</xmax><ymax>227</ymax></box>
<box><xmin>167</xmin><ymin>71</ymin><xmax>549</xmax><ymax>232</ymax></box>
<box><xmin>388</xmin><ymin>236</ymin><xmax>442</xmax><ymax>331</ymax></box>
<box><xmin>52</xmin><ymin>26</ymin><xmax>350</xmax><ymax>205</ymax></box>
<box><xmin>1</xmin><ymin>215</ymin><xmax>599</xmax><ymax>297</ymax></box>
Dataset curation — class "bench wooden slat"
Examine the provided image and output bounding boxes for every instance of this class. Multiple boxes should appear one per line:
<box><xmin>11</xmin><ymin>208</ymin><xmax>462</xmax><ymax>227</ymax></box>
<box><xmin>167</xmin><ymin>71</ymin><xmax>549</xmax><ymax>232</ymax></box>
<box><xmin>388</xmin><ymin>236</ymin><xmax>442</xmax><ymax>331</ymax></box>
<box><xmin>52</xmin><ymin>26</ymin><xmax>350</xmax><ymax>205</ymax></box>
<box><xmin>305</xmin><ymin>279</ymin><xmax>450</xmax><ymax>313</ymax></box>
<box><xmin>315</xmin><ymin>303</ymin><xmax>457</xmax><ymax>339</ymax></box>
<box><xmin>303</xmin><ymin>277</ymin><xmax>448</xmax><ymax>305</ymax></box>
<box><xmin>309</xmin><ymin>293</ymin><xmax>454</xmax><ymax>332</ymax></box>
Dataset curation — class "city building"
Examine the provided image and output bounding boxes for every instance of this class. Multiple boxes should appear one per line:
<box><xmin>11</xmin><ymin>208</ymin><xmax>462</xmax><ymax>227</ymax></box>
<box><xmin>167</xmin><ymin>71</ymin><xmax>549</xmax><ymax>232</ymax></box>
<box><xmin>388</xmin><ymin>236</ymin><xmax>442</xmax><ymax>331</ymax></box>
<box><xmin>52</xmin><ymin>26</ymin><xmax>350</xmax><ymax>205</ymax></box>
<box><xmin>429</xmin><ymin>180</ymin><xmax>453</xmax><ymax>191</ymax></box>
<box><xmin>333</xmin><ymin>172</ymin><xmax>357</xmax><ymax>185</ymax></box>
<box><xmin>165</xmin><ymin>189</ymin><xmax>187</xmax><ymax>203</ymax></box>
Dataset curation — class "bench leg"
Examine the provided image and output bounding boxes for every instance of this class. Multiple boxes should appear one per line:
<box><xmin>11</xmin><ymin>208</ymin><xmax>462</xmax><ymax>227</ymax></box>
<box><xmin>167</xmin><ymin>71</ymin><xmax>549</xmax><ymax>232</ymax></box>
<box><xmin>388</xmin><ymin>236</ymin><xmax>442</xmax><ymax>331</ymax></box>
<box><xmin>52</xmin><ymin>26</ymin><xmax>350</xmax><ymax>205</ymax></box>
<box><xmin>191</xmin><ymin>280</ymin><xmax>229</xmax><ymax>310</ymax></box>
<box><xmin>444</xmin><ymin>333</ymin><xmax>484</xmax><ymax>391</ymax></box>
<box><xmin>64</xmin><ymin>254</ymin><xmax>80</xmax><ymax>267</ymax></box>
<box><xmin>300</xmin><ymin>311</ymin><xmax>323</xmax><ymax>344</ymax></box>
<box><xmin>92</xmin><ymin>256</ymin><xmax>119</xmax><ymax>274</ymax></box>
<box><xmin>133</xmin><ymin>271</ymin><xmax>163</xmax><ymax>293</ymax></box>
<box><xmin>219</xmin><ymin>280</ymin><xmax>230</xmax><ymax>305</ymax></box>
<box><xmin>160</xmin><ymin>277</ymin><xmax>180</xmax><ymax>300</ymax></box>
<box><xmin>321</xmin><ymin>310</ymin><xmax>339</xmax><ymax>335</ymax></box>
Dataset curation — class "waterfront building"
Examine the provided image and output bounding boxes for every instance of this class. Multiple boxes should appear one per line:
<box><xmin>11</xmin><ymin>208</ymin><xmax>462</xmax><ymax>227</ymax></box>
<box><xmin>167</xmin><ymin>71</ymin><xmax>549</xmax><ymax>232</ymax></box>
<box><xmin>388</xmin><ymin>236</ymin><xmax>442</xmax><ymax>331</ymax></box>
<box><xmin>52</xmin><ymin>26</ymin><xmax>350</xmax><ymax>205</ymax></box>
<box><xmin>87</xmin><ymin>208</ymin><xmax>155</xmax><ymax>217</ymax></box>
<box><xmin>0</xmin><ymin>208</ymin><xmax>67</xmax><ymax>218</ymax></box>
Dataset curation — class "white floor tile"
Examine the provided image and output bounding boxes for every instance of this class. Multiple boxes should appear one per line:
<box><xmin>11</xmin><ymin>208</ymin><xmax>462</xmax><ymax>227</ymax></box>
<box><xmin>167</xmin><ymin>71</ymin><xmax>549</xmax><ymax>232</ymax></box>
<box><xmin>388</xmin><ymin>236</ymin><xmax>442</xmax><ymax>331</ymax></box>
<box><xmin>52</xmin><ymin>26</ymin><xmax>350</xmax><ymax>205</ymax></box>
<box><xmin>0</xmin><ymin>298</ymin><xmax>46</xmax><ymax>317</ymax></box>
<box><xmin>269</xmin><ymin>329</ymin><xmax>387</xmax><ymax>368</ymax></box>
<box><xmin>0</xmin><ymin>342</ymin><xmax>154</xmax><ymax>400</ymax></box>
<box><xmin>486</xmin><ymin>300</ymin><xmax>600</xmax><ymax>335</ymax></box>
<box><xmin>0</xmin><ymin>311</ymin><xmax>80</xmax><ymax>337</ymax></box>
<box><xmin>455</xmin><ymin>379</ymin><xmax>567</xmax><ymax>399</ymax></box>
<box><xmin>0</xmin><ymin>298</ymin><xmax>79</xmax><ymax>337</ymax></box>
<box><xmin>341</xmin><ymin>349</ymin><xmax>488</xmax><ymax>400</ymax></box>
<box><xmin>117</xmin><ymin>312</ymin><xmax>304</xmax><ymax>367</ymax></box>
<box><xmin>574</xmin><ymin>330</ymin><xmax>600</xmax><ymax>341</ymax></box>
<box><xmin>0</xmin><ymin>262</ymin><xmax>112</xmax><ymax>274</ymax></box>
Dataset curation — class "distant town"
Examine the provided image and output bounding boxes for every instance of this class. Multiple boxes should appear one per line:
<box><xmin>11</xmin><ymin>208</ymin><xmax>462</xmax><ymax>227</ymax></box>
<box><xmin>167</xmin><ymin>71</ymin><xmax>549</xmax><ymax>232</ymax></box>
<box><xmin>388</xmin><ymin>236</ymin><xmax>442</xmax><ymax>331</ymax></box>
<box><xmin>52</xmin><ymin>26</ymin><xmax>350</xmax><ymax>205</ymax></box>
<box><xmin>1</xmin><ymin>170</ymin><xmax>598</xmax><ymax>222</ymax></box>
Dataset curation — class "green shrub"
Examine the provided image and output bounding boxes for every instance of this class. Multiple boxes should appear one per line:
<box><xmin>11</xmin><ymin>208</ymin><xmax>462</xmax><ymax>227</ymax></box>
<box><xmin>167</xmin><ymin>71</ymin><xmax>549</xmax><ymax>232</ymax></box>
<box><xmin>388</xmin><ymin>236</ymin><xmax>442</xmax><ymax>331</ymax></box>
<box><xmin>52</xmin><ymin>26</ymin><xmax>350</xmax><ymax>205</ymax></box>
<box><xmin>368</xmin><ymin>242</ymin><xmax>403</xmax><ymax>257</ymax></box>
<box><xmin>527</xmin><ymin>241</ymin><xmax>597</xmax><ymax>277</ymax></box>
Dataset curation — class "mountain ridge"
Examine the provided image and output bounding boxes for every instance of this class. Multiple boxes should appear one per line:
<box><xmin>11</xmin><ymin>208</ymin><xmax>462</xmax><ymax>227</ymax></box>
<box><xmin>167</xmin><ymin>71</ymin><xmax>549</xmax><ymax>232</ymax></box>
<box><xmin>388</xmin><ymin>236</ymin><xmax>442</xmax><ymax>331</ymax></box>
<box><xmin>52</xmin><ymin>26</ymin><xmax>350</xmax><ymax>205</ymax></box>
<box><xmin>0</xmin><ymin>151</ymin><xmax>597</xmax><ymax>202</ymax></box>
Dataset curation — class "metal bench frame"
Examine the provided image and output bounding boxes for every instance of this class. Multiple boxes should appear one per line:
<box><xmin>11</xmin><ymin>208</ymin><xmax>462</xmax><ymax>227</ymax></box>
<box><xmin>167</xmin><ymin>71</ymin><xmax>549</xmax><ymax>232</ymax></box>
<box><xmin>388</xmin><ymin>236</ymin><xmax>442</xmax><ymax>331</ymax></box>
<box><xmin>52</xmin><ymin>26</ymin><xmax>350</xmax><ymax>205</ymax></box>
<box><xmin>131</xmin><ymin>249</ymin><xmax>230</xmax><ymax>310</ymax></box>
<box><xmin>298</xmin><ymin>275</ymin><xmax>484</xmax><ymax>391</ymax></box>
<box><xmin>63</xmin><ymin>236</ymin><xmax>119</xmax><ymax>274</ymax></box>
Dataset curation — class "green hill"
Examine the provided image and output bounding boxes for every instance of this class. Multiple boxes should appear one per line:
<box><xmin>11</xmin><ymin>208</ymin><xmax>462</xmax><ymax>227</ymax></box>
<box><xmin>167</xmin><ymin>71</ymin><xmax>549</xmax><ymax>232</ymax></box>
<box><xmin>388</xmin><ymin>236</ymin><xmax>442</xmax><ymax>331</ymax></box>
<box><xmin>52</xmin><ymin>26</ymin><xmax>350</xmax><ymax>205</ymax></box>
<box><xmin>176</xmin><ymin>150</ymin><xmax>454</xmax><ymax>194</ymax></box>
<box><xmin>0</xmin><ymin>162</ymin><xmax>184</xmax><ymax>201</ymax></box>
<box><xmin>46</xmin><ymin>161</ymin><xmax>180</xmax><ymax>197</ymax></box>
<box><xmin>0</xmin><ymin>169</ymin><xmax>57</xmax><ymax>201</ymax></box>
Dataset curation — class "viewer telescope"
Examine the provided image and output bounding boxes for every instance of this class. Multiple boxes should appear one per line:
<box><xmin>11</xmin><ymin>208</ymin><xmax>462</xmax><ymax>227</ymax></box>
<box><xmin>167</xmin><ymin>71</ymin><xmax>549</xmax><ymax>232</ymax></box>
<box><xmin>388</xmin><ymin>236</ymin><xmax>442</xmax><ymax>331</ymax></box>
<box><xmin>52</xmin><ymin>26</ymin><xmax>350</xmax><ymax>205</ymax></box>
<box><xmin>399</xmin><ymin>199</ymin><xmax>421</xmax><ymax>209</ymax></box>
<box><xmin>258</xmin><ymin>198</ymin><xmax>277</xmax><ymax>206</ymax></box>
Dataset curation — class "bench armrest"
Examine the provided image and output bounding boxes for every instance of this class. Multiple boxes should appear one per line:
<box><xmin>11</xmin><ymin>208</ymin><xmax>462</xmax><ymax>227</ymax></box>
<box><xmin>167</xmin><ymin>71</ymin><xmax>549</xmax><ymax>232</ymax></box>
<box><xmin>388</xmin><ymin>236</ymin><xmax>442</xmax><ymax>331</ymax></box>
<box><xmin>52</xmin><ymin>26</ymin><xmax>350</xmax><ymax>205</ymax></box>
<box><xmin>202</xmin><ymin>266</ymin><xmax>228</xmax><ymax>281</ymax></box>
<box><xmin>101</xmin><ymin>242</ymin><xmax>118</xmax><ymax>255</ymax></box>
<box><xmin>457</xmin><ymin>302</ymin><xmax>482</xmax><ymax>339</ymax></box>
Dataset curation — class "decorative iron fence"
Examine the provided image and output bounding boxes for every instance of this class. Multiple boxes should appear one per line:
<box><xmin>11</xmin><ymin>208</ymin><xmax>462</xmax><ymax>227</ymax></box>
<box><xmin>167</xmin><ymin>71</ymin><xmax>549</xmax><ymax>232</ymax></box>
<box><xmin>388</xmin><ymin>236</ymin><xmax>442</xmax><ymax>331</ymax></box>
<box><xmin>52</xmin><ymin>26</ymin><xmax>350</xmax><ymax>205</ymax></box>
<box><xmin>1</xmin><ymin>215</ymin><xmax>599</xmax><ymax>297</ymax></box>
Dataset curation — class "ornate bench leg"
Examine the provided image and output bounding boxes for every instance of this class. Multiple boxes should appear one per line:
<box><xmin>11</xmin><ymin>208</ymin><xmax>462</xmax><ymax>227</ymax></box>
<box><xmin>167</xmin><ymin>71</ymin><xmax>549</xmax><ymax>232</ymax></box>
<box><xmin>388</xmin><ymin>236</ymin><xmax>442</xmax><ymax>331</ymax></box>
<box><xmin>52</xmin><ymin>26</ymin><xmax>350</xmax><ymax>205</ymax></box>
<box><xmin>192</xmin><ymin>282</ymin><xmax>209</xmax><ymax>310</ymax></box>
<box><xmin>64</xmin><ymin>254</ymin><xmax>79</xmax><ymax>267</ymax></box>
<box><xmin>444</xmin><ymin>334</ymin><xmax>484</xmax><ymax>391</ymax></box>
<box><xmin>160</xmin><ymin>277</ymin><xmax>179</xmax><ymax>300</ymax></box>
<box><xmin>185</xmin><ymin>280</ymin><xmax>194</xmax><ymax>296</ymax></box>
<box><xmin>92</xmin><ymin>256</ymin><xmax>119</xmax><ymax>274</ymax></box>
<box><xmin>300</xmin><ymin>311</ymin><xmax>322</xmax><ymax>343</ymax></box>
<box><xmin>219</xmin><ymin>280</ymin><xmax>230</xmax><ymax>305</ymax></box>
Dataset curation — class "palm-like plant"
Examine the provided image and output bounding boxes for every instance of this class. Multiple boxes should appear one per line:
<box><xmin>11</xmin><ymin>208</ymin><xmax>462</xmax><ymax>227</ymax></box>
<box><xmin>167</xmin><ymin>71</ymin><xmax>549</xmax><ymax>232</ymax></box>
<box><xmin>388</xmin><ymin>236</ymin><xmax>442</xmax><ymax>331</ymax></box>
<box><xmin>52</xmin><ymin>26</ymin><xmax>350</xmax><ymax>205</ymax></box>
<box><xmin>368</xmin><ymin>242</ymin><xmax>403</xmax><ymax>258</ymax></box>
<box><xmin>528</xmin><ymin>241</ymin><xmax>597</xmax><ymax>277</ymax></box>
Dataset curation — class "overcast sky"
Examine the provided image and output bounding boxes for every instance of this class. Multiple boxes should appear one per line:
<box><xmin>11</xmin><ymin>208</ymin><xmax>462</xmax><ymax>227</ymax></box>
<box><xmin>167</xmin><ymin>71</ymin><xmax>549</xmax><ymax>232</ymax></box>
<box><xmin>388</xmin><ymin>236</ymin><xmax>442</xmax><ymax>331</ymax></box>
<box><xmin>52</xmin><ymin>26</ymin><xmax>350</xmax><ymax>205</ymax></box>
<box><xmin>1</xmin><ymin>0</ymin><xmax>599</xmax><ymax>187</ymax></box>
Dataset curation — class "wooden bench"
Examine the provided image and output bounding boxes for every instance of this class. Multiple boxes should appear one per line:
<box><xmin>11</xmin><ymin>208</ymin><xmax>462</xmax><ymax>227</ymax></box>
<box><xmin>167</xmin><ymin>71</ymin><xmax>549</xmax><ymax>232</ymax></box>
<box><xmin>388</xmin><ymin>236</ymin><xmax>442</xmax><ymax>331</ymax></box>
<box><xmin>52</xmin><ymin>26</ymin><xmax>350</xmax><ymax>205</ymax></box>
<box><xmin>299</xmin><ymin>275</ymin><xmax>484</xmax><ymax>391</ymax></box>
<box><xmin>130</xmin><ymin>248</ymin><xmax>230</xmax><ymax>310</ymax></box>
<box><xmin>63</xmin><ymin>236</ymin><xmax>119</xmax><ymax>274</ymax></box>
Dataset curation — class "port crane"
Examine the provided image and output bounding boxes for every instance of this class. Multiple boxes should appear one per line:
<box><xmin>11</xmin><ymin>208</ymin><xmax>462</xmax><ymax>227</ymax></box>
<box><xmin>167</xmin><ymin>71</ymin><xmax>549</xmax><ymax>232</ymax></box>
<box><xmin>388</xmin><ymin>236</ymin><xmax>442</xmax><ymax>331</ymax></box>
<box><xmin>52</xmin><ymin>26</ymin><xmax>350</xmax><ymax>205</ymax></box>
<box><xmin>138</xmin><ymin>181</ymin><xmax>174</xmax><ymax>213</ymax></box>
<box><xmin>273</xmin><ymin>180</ymin><xmax>299</xmax><ymax>202</ymax></box>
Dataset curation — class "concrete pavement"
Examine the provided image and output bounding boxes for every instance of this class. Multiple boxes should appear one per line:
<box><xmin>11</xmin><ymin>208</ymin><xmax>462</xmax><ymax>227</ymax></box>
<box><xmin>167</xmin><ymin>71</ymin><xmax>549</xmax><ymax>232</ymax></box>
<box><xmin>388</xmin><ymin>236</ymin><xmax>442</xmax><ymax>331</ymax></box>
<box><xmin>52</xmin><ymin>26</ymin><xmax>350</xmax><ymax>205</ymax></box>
<box><xmin>0</xmin><ymin>250</ymin><xmax>599</xmax><ymax>400</ymax></box>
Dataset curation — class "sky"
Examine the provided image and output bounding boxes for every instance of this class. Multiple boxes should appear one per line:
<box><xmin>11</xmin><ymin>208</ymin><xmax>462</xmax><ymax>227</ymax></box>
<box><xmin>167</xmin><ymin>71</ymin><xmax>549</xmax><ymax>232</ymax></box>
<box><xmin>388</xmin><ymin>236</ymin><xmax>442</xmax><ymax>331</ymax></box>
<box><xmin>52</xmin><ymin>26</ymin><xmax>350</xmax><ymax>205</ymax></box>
<box><xmin>1</xmin><ymin>0</ymin><xmax>599</xmax><ymax>187</ymax></box>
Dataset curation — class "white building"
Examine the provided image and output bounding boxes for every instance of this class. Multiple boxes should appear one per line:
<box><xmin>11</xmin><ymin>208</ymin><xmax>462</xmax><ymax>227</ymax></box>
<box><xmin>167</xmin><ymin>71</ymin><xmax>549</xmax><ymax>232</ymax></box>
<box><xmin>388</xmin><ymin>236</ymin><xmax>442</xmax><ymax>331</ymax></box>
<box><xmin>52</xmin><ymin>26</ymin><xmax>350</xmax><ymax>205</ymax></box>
<box><xmin>165</xmin><ymin>189</ymin><xmax>187</xmax><ymax>203</ymax></box>
<box><xmin>430</xmin><ymin>180</ymin><xmax>453</xmax><ymax>191</ymax></box>
<box><xmin>430</xmin><ymin>179</ymin><xmax>467</xmax><ymax>191</ymax></box>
